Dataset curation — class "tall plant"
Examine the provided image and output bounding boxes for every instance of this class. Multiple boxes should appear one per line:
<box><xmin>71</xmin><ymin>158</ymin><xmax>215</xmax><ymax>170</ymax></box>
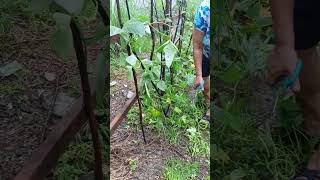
<box><xmin>30</xmin><ymin>0</ymin><xmax>108</xmax><ymax>179</ymax></box>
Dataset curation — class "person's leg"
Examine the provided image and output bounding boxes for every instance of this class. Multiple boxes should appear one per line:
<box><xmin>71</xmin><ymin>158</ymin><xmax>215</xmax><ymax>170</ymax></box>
<box><xmin>297</xmin><ymin>47</ymin><xmax>320</xmax><ymax>137</ymax></box>
<box><xmin>201</xmin><ymin>55</ymin><xmax>210</xmax><ymax>120</ymax></box>
<box><xmin>296</xmin><ymin>47</ymin><xmax>320</xmax><ymax>173</ymax></box>
<box><xmin>203</xmin><ymin>76</ymin><xmax>210</xmax><ymax>106</ymax></box>
<box><xmin>307</xmin><ymin>149</ymin><xmax>320</xmax><ymax>171</ymax></box>
<box><xmin>289</xmin><ymin>0</ymin><xmax>320</xmax><ymax>178</ymax></box>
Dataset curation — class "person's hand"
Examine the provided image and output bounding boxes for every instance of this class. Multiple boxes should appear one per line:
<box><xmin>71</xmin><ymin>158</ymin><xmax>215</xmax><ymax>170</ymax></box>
<box><xmin>194</xmin><ymin>75</ymin><xmax>204</xmax><ymax>91</ymax></box>
<box><xmin>267</xmin><ymin>46</ymin><xmax>300</xmax><ymax>92</ymax></box>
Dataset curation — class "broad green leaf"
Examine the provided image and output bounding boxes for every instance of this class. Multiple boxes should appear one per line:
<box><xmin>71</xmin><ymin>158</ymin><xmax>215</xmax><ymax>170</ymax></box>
<box><xmin>54</xmin><ymin>0</ymin><xmax>85</xmax><ymax>14</ymax></box>
<box><xmin>53</xmin><ymin>13</ymin><xmax>71</xmax><ymax>29</ymax></box>
<box><xmin>95</xmin><ymin>51</ymin><xmax>106</xmax><ymax>107</ymax></box>
<box><xmin>110</xmin><ymin>25</ymin><xmax>124</xmax><ymax>37</ymax></box>
<box><xmin>141</xmin><ymin>59</ymin><xmax>152</xmax><ymax>67</ymax></box>
<box><xmin>123</xmin><ymin>19</ymin><xmax>146</xmax><ymax>36</ymax></box>
<box><xmin>157</xmin><ymin>80</ymin><xmax>167</xmax><ymax>91</ymax></box>
<box><xmin>152</xmin><ymin>66</ymin><xmax>161</xmax><ymax>78</ymax></box>
<box><xmin>246</xmin><ymin>3</ymin><xmax>260</xmax><ymax>20</ymax></box>
<box><xmin>230</xmin><ymin>169</ymin><xmax>247</xmax><ymax>180</ymax></box>
<box><xmin>164</xmin><ymin>41</ymin><xmax>177</xmax><ymax>68</ymax></box>
<box><xmin>157</xmin><ymin>40</ymin><xmax>170</xmax><ymax>53</ymax></box>
<box><xmin>30</xmin><ymin>0</ymin><xmax>52</xmax><ymax>13</ymax></box>
<box><xmin>126</xmin><ymin>66</ymin><xmax>133</xmax><ymax>80</ymax></box>
<box><xmin>218</xmin><ymin>64</ymin><xmax>244</xmax><ymax>84</ymax></box>
<box><xmin>126</xmin><ymin>54</ymin><xmax>138</xmax><ymax>66</ymax></box>
<box><xmin>50</xmin><ymin>27</ymin><xmax>73</xmax><ymax>59</ymax></box>
<box><xmin>213</xmin><ymin>107</ymin><xmax>242</xmax><ymax>133</ymax></box>
<box><xmin>145</xmin><ymin>82</ymin><xmax>151</xmax><ymax>98</ymax></box>
<box><xmin>142</xmin><ymin>71</ymin><xmax>152</xmax><ymax>84</ymax></box>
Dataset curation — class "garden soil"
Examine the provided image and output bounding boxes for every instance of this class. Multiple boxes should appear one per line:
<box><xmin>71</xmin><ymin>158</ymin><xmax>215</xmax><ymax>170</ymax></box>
<box><xmin>0</xmin><ymin>19</ymin><xmax>103</xmax><ymax>180</ymax></box>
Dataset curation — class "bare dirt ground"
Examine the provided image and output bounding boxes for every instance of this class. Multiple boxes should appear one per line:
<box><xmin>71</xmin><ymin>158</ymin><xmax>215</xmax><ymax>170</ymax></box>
<box><xmin>110</xmin><ymin>125</ymin><xmax>209</xmax><ymax>180</ymax></box>
<box><xmin>0</xmin><ymin>19</ymin><xmax>102</xmax><ymax>180</ymax></box>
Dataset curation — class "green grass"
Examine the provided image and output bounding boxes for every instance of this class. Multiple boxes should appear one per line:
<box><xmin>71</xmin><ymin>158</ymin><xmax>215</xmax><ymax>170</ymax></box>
<box><xmin>54</xmin><ymin>142</ymin><xmax>94</xmax><ymax>180</ymax></box>
<box><xmin>212</xmin><ymin>107</ymin><xmax>312</xmax><ymax>179</ymax></box>
<box><xmin>211</xmin><ymin>0</ymin><xmax>319</xmax><ymax>179</ymax></box>
<box><xmin>0</xmin><ymin>82</ymin><xmax>25</xmax><ymax>96</ymax></box>
<box><xmin>163</xmin><ymin>159</ymin><xmax>200</xmax><ymax>180</ymax></box>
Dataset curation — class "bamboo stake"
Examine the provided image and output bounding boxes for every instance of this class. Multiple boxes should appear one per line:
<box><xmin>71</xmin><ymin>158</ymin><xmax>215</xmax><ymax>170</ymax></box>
<box><xmin>115</xmin><ymin>0</ymin><xmax>147</xmax><ymax>143</ymax></box>
<box><xmin>70</xmin><ymin>20</ymin><xmax>103</xmax><ymax>180</ymax></box>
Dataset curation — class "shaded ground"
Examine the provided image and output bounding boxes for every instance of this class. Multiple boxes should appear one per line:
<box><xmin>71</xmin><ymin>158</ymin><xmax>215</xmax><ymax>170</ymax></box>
<box><xmin>0</xmin><ymin>19</ymin><xmax>102</xmax><ymax>180</ymax></box>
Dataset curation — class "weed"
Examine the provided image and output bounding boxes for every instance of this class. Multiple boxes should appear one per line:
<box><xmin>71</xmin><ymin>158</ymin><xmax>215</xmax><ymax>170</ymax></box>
<box><xmin>0</xmin><ymin>82</ymin><xmax>25</xmax><ymax>96</ymax></box>
<box><xmin>186</xmin><ymin>127</ymin><xmax>209</xmax><ymax>157</ymax></box>
<box><xmin>54</xmin><ymin>142</ymin><xmax>94</xmax><ymax>180</ymax></box>
<box><xmin>211</xmin><ymin>0</ymin><xmax>313</xmax><ymax>178</ymax></box>
<box><xmin>163</xmin><ymin>159</ymin><xmax>199</xmax><ymax>180</ymax></box>
<box><xmin>128</xmin><ymin>158</ymin><xmax>138</xmax><ymax>172</ymax></box>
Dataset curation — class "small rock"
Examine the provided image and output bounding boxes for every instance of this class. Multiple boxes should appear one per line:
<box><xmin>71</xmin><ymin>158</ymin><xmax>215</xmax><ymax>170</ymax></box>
<box><xmin>53</xmin><ymin>93</ymin><xmax>76</xmax><ymax>117</ymax></box>
<box><xmin>7</xmin><ymin>103</ymin><xmax>12</xmax><ymax>110</ymax></box>
<box><xmin>42</xmin><ymin>92</ymin><xmax>76</xmax><ymax>117</ymax></box>
<box><xmin>126</xmin><ymin>91</ymin><xmax>134</xmax><ymax>99</ymax></box>
<box><xmin>44</xmin><ymin>72</ymin><xmax>56</xmax><ymax>81</ymax></box>
<box><xmin>0</xmin><ymin>61</ymin><xmax>24</xmax><ymax>77</ymax></box>
<box><xmin>110</xmin><ymin>81</ymin><xmax>117</xmax><ymax>86</ymax></box>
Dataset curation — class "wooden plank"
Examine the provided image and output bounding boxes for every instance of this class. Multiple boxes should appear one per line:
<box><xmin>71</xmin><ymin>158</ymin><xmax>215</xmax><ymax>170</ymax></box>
<box><xmin>14</xmin><ymin>80</ymin><xmax>96</xmax><ymax>180</ymax></box>
<box><xmin>110</xmin><ymin>94</ymin><xmax>137</xmax><ymax>134</ymax></box>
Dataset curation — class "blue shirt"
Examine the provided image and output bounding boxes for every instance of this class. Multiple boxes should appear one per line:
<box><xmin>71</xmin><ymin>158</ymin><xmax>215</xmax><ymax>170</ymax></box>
<box><xmin>194</xmin><ymin>0</ymin><xmax>210</xmax><ymax>58</ymax></box>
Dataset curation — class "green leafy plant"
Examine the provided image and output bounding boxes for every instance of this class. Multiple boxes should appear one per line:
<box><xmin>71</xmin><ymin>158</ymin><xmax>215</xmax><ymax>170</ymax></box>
<box><xmin>163</xmin><ymin>159</ymin><xmax>200</xmax><ymax>180</ymax></box>
<box><xmin>128</xmin><ymin>158</ymin><xmax>138</xmax><ymax>172</ymax></box>
<box><xmin>212</xmin><ymin>0</ymin><xmax>313</xmax><ymax>179</ymax></box>
<box><xmin>30</xmin><ymin>0</ymin><xmax>108</xmax><ymax>178</ymax></box>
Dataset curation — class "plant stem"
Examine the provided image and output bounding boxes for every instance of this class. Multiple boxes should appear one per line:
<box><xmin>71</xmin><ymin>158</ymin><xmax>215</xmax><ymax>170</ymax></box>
<box><xmin>133</xmin><ymin>68</ymin><xmax>147</xmax><ymax>143</ymax></box>
<box><xmin>115</xmin><ymin>0</ymin><xmax>147</xmax><ymax>144</ymax></box>
<box><xmin>93</xmin><ymin>0</ymin><xmax>108</xmax><ymax>26</ymax></box>
<box><xmin>70</xmin><ymin>20</ymin><xmax>103</xmax><ymax>180</ymax></box>
<box><xmin>150</xmin><ymin>0</ymin><xmax>156</xmax><ymax>61</ymax></box>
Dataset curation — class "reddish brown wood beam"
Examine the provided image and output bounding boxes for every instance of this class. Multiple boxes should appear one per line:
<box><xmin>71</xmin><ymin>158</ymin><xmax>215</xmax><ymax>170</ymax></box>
<box><xmin>110</xmin><ymin>94</ymin><xmax>137</xmax><ymax>135</ymax></box>
<box><xmin>14</xmin><ymin>80</ymin><xmax>96</xmax><ymax>180</ymax></box>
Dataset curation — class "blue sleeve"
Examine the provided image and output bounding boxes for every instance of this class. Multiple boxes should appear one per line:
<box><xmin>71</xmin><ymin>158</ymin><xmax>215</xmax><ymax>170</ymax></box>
<box><xmin>194</xmin><ymin>4</ymin><xmax>209</xmax><ymax>32</ymax></box>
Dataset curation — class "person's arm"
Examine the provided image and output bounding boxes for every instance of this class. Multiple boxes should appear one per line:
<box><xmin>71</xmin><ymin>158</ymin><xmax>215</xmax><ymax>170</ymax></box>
<box><xmin>268</xmin><ymin>0</ymin><xmax>300</xmax><ymax>92</ymax></box>
<box><xmin>193</xmin><ymin>2</ymin><xmax>208</xmax><ymax>88</ymax></box>
<box><xmin>270</xmin><ymin>0</ymin><xmax>295</xmax><ymax>48</ymax></box>
<box><xmin>193</xmin><ymin>30</ymin><xmax>205</xmax><ymax>78</ymax></box>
